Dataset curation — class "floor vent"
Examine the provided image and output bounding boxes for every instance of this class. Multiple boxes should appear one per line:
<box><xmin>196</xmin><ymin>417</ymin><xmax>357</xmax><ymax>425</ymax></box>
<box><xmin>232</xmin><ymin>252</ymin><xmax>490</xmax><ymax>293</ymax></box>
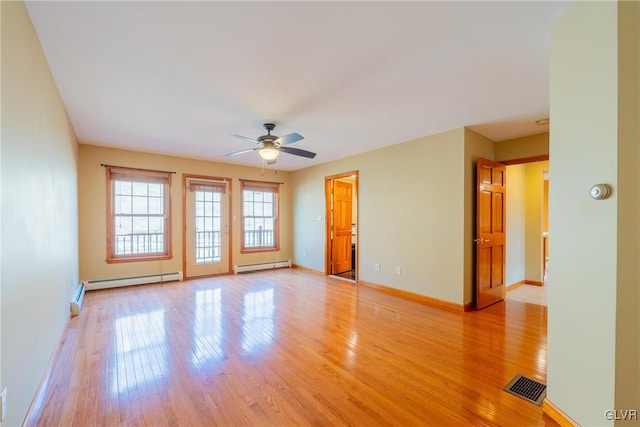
<box><xmin>503</xmin><ymin>374</ymin><xmax>546</xmax><ymax>406</ymax></box>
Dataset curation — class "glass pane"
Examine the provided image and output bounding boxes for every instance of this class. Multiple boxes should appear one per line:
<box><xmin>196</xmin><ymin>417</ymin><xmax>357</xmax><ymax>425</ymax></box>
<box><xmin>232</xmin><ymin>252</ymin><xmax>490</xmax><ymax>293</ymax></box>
<box><xmin>148</xmin><ymin>197</ymin><xmax>163</xmax><ymax>215</ymax></box>
<box><xmin>133</xmin><ymin>217</ymin><xmax>149</xmax><ymax>234</ymax></box>
<box><xmin>213</xmin><ymin>218</ymin><xmax>221</xmax><ymax>231</ymax></box>
<box><xmin>132</xmin><ymin>196</ymin><xmax>148</xmax><ymax>214</ymax></box>
<box><xmin>204</xmin><ymin>202</ymin><xmax>212</xmax><ymax>217</ymax></box>
<box><xmin>148</xmin><ymin>183</ymin><xmax>162</xmax><ymax>197</ymax></box>
<box><xmin>149</xmin><ymin>217</ymin><xmax>164</xmax><ymax>233</ymax></box>
<box><xmin>114</xmin><ymin>194</ymin><xmax>132</xmax><ymax>215</ymax></box>
<box><xmin>264</xmin><ymin>193</ymin><xmax>273</xmax><ymax>203</ymax></box>
<box><xmin>205</xmin><ymin>192</ymin><xmax>213</xmax><ymax>202</ymax></box>
<box><xmin>243</xmin><ymin>190</ymin><xmax>253</xmax><ymax>202</ymax></box>
<box><xmin>115</xmin><ymin>216</ymin><xmax>132</xmax><ymax>235</ymax></box>
<box><xmin>254</xmin><ymin>192</ymin><xmax>263</xmax><ymax>202</ymax></box>
<box><xmin>264</xmin><ymin>202</ymin><xmax>273</xmax><ymax>217</ymax></box>
<box><xmin>245</xmin><ymin>218</ymin><xmax>255</xmax><ymax>231</ymax></box>
<box><xmin>196</xmin><ymin>217</ymin><xmax>204</xmax><ymax>231</ymax></box>
<box><xmin>196</xmin><ymin>200</ymin><xmax>204</xmax><ymax>217</ymax></box>
<box><xmin>244</xmin><ymin>202</ymin><xmax>253</xmax><ymax>216</ymax></box>
<box><xmin>255</xmin><ymin>202</ymin><xmax>264</xmax><ymax>217</ymax></box>
<box><xmin>213</xmin><ymin>202</ymin><xmax>221</xmax><ymax>217</ymax></box>
<box><xmin>213</xmin><ymin>192</ymin><xmax>221</xmax><ymax>202</ymax></box>
<box><xmin>116</xmin><ymin>181</ymin><xmax>132</xmax><ymax>196</ymax></box>
<box><xmin>204</xmin><ymin>217</ymin><xmax>214</xmax><ymax>231</ymax></box>
<box><xmin>132</xmin><ymin>182</ymin><xmax>148</xmax><ymax>196</ymax></box>
<box><xmin>196</xmin><ymin>191</ymin><xmax>204</xmax><ymax>201</ymax></box>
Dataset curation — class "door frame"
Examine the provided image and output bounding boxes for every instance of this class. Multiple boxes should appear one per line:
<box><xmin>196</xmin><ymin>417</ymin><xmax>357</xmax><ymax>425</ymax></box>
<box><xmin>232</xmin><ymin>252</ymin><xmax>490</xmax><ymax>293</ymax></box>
<box><xmin>182</xmin><ymin>174</ymin><xmax>233</xmax><ymax>278</ymax></box>
<box><xmin>480</xmin><ymin>154</ymin><xmax>550</xmax><ymax>308</ymax></box>
<box><xmin>324</xmin><ymin>171</ymin><xmax>359</xmax><ymax>280</ymax></box>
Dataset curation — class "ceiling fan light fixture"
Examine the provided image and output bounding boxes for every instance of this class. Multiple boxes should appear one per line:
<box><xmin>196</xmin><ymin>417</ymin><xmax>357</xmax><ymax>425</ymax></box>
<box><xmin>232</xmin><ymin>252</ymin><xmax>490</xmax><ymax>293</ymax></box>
<box><xmin>259</xmin><ymin>147</ymin><xmax>280</xmax><ymax>161</ymax></box>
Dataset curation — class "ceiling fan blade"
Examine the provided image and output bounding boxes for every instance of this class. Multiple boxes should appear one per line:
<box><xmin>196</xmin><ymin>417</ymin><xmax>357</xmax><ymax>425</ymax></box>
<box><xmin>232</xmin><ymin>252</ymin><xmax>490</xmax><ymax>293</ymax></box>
<box><xmin>279</xmin><ymin>146</ymin><xmax>316</xmax><ymax>159</ymax></box>
<box><xmin>274</xmin><ymin>132</ymin><xmax>304</xmax><ymax>145</ymax></box>
<box><xmin>224</xmin><ymin>148</ymin><xmax>259</xmax><ymax>157</ymax></box>
<box><xmin>230</xmin><ymin>134</ymin><xmax>261</xmax><ymax>145</ymax></box>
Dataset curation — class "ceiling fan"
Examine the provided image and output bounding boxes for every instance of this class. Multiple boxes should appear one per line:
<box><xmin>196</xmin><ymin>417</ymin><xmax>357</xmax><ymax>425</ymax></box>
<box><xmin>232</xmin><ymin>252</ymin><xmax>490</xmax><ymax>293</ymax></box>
<box><xmin>224</xmin><ymin>123</ymin><xmax>317</xmax><ymax>164</ymax></box>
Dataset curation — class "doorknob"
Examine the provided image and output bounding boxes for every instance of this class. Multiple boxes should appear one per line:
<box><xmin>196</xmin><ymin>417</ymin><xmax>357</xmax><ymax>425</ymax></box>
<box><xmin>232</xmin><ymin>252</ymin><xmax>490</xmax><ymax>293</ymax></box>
<box><xmin>474</xmin><ymin>237</ymin><xmax>491</xmax><ymax>244</ymax></box>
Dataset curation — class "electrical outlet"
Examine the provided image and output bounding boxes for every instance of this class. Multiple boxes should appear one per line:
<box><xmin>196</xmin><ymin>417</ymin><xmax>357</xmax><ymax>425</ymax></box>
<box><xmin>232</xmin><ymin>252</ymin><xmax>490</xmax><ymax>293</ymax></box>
<box><xmin>375</xmin><ymin>263</ymin><xmax>380</xmax><ymax>272</ymax></box>
<box><xmin>1</xmin><ymin>387</ymin><xmax>7</xmax><ymax>423</ymax></box>
<box><xmin>396</xmin><ymin>267</ymin><xmax>402</xmax><ymax>275</ymax></box>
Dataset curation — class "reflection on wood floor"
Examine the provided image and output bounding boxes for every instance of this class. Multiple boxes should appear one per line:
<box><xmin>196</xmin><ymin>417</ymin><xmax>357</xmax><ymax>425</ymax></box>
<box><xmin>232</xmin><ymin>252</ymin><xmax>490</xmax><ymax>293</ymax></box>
<box><xmin>25</xmin><ymin>269</ymin><xmax>549</xmax><ymax>426</ymax></box>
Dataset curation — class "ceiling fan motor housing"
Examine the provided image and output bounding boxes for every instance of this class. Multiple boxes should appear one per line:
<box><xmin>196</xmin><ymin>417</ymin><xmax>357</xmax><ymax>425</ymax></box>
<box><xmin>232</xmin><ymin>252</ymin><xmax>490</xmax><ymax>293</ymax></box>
<box><xmin>259</xmin><ymin>124</ymin><xmax>278</xmax><ymax>146</ymax></box>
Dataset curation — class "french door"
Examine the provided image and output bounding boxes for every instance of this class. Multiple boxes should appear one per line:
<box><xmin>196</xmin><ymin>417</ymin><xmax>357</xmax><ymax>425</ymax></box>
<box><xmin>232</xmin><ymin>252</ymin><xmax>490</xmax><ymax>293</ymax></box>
<box><xmin>184</xmin><ymin>176</ymin><xmax>231</xmax><ymax>277</ymax></box>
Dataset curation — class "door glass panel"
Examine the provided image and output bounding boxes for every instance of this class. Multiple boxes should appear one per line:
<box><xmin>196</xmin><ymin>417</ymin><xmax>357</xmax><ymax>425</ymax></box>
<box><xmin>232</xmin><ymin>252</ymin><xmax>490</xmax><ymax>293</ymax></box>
<box><xmin>195</xmin><ymin>190</ymin><xmax>222</xmax><ymax>264</ymax></box>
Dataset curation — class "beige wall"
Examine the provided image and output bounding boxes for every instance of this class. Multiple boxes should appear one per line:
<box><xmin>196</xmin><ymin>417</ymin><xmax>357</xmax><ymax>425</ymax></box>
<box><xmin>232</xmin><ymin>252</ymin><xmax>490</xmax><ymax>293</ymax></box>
<box><xmin>495</xmin><ymin>132</ymin><xmax>548</xmax><ymax>162</ymax></box>
<box><xmin>78</xmin><ymin>144</ymin><xmax>293</xmax><ymax>281</ymax></box>
<box><xmin>505</xmin><ymin>164</ymin><xmax>526</xmax><ymax>286</ymax></box>
<box><xmin>291</xmin><ymin>128</ymin><xmax>467</xmax><ymax>305</ymax></box>
<box><xmin>548</xmin><ymin>1</ymin><xmax>640</xmax><ymax>424</ymax></box>
<box><xmin>1</xmin><ymin>2</ymin><xmax>80</xmax><ymax>425</ymax></box>
<box><xmin>463</xmin><ymin>128</ymin><xmax>495</xmax><ymax>303</ymax></box>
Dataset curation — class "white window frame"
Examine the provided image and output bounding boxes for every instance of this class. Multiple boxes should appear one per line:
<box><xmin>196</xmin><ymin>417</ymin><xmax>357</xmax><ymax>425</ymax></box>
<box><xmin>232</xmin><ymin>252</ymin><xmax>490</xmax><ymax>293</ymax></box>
<box><xmin>241</xmin><ymin>181</ymin><xmax>279</xmax><ymax>253</ymax></box>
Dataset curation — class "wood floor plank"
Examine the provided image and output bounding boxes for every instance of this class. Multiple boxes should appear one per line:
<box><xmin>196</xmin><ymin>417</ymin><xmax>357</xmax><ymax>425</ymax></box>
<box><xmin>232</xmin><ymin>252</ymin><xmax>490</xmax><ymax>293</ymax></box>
<box><xmin>25</xmin><ymin>269</ymin><xmax>550</xmax><ymax>426</ymax></box>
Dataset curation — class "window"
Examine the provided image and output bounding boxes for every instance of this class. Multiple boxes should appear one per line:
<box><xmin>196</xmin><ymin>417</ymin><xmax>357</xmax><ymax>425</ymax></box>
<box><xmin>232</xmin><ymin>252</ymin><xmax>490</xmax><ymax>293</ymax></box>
<box><xmin>241</xmin><ymin>181</ymin><xmax>279</xmax><ymax>252</ymax></box>
<box><xmin>106</xmin><ymin>166</ymin><xmax>172</xmax><ymax>262</ymax></box>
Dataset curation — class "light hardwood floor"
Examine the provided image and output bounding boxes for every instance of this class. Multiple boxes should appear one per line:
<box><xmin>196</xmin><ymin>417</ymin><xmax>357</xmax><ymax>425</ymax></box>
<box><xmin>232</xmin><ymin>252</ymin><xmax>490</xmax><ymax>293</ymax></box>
<box><xmin>25</xmin><ymin>269</ymin><xmax>552</xmax><ymax>426</ymax></box>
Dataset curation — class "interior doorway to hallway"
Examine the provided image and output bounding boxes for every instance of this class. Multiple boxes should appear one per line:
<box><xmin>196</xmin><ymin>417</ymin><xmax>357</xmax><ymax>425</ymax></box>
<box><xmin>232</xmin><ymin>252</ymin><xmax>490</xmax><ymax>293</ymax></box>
<box><xmin>503</xmin><ymin>158</ymin><xmax>550</xmax><ymax>306</ymax></box>
<box><xmin>325</xmin><ymin>171</ymin><xmax>358</xmax><ymax>281</ymax></box>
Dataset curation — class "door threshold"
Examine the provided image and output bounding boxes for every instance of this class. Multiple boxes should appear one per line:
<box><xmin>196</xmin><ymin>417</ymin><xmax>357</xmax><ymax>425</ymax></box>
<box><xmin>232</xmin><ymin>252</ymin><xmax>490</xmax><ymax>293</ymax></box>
<box><xmin>330</xmin><ymin>274</ymin><xmax>356</xmax><ymax>284</ymax></box>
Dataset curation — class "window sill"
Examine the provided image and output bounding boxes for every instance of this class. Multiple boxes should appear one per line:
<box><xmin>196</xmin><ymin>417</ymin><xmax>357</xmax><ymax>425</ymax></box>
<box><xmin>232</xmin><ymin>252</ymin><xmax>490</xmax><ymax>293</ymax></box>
<box><xmin>107</xmin><ymin>254</ymin><xmax>172</xmax><ymax>264</ymax></box>
<box><xmin>240</xmin><ymin>247</ymin><xmax>280</xmax><ymax>254</ymax></box>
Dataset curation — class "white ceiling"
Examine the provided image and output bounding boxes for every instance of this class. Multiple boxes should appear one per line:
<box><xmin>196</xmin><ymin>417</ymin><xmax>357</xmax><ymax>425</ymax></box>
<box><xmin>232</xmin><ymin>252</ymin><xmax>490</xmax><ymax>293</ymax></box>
<box><xmin>25</xmin><ymin>1</ymin><xmax>571</xmax><ymax>171</ymax></box>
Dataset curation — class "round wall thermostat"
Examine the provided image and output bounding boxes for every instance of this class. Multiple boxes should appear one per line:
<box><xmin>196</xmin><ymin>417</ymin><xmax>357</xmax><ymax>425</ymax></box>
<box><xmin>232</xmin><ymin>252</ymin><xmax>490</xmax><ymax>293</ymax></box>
<box><xmin>590</xmin><ymin>184</ymin><xmax>611</xmax><ymax>200</ymax></box>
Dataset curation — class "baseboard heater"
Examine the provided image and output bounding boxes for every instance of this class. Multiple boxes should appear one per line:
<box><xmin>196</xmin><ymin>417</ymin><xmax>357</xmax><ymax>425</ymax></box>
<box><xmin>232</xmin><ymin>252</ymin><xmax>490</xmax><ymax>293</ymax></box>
<box><xmin>233</xmin><ymin>260</ymin><xmax>291</xmax><ymax>275</ymax></box>
<box><xmin>70</xmin><ymin>282</ymin><xmax>86</xmax><ymax>316</ymax></box>
<box><xmin>83</xmin><ymin>271</ymin><xmax>183</xmax><ymax>291</ymax></box>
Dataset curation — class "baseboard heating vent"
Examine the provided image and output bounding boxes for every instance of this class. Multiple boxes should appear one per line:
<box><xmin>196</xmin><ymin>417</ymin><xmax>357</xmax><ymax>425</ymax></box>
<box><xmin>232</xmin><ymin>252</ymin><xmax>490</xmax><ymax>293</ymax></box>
<box><xmin>84</xmin><ymin>271</ymin><xmax>183</xmax><ymax>291</ymax></box>
<box><xmin>233</xmin><ymin>260</ymin><xmax>291</xmax><ymax>275</ymax></box>
<box><xmin>503</xmin><ymin>374</ymin><xmax>547</xmax><ymax>406</ymax></box>
<box><xmin>70</xmin><ymin>282</ymin><xmax>85</xmax><ymax>316</ymax></box>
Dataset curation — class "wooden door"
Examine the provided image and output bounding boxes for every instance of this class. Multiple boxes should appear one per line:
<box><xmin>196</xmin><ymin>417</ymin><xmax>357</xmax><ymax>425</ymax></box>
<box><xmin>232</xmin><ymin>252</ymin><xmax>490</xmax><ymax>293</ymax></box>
<box><xmin>185</xmin><ymin>178</ymin><xmax>230</xmax><ymax>278</ymax></box>
<box><xmin>331</xmin><ymin>180</ymin><xmax>353</xmax><ymax>274</ymax></box>
<box><xmin>475</xmin><ymin>158</ymin><xmax>506</xmax><ymax>309</ymax></box>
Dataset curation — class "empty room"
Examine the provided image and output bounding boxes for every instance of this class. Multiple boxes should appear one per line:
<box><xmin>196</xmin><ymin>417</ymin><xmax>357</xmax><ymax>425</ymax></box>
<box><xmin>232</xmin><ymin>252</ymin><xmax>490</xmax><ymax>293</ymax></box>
<box><xmin>2</xmin><ymin>1</ymin><xmax>639</xmax><ymax>426</ymax></box>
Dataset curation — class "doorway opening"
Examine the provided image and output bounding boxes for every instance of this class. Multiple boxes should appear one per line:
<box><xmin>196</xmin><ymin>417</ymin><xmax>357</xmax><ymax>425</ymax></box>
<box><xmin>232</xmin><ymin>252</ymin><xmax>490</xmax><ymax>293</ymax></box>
<box><xmin>325</xmin><ymin>171</ymin><xmax>358</xmax><ymax>282</ymax></box>
<box><xmin>503</xmin><ymin>159</ymin><xmax>550</xmax><ymax>307</ymax></box>
<box><xmin>474</xmin><ymin>156</ymin><xmax>549</xmax><ymax>309</ymax></box>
